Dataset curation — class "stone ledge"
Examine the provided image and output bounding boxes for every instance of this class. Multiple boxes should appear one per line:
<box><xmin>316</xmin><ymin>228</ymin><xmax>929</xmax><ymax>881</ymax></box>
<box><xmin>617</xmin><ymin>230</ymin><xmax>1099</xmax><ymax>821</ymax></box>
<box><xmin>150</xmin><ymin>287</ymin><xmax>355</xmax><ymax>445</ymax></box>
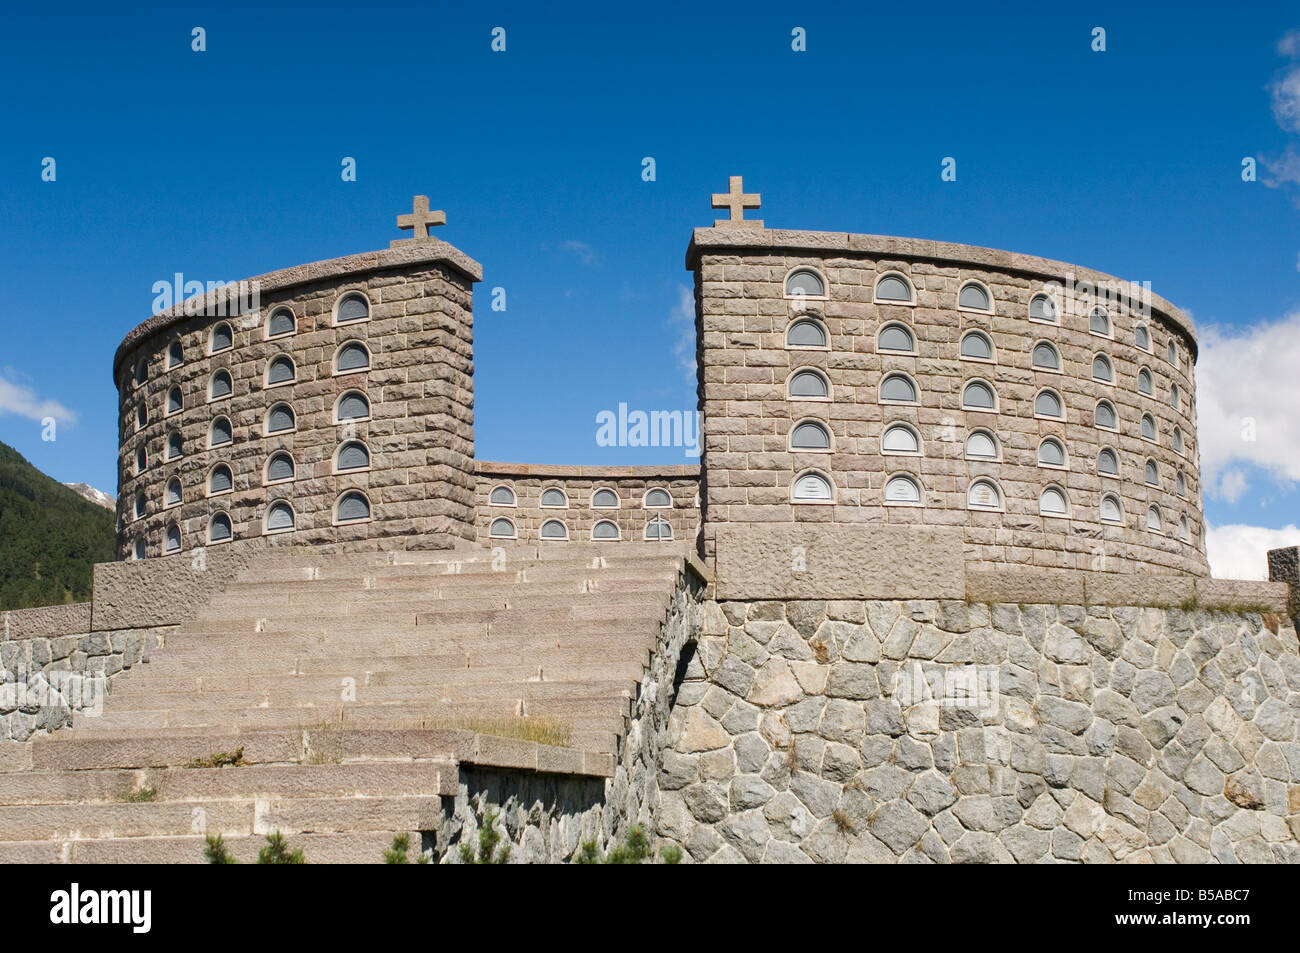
<box><xmin>1195</xmin><ymin>579</ymin><xmax>1290</xmax><ymax>613</ymax></box>
<box><xmin>965</xmin><ymin>570</ymin><xmax>1085</xmax><ymax>606</ymax></box>
<box><xmin>2</xmin><ymin>603</ymin><xmax>92</xmax><ymax>641</ymax></box>
<box><xmin>476</xmin><ymin>461</ymin><xmax>702</xmax><ymax>478</ymax></box>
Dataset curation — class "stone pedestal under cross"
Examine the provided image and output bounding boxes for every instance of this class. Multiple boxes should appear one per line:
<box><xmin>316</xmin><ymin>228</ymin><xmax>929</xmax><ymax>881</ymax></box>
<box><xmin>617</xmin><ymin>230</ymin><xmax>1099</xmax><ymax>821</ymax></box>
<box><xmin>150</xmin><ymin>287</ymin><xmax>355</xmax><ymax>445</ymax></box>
<box><xmin>395</xmin><ymin>195</ymin><xmax>446</xmax><ymax>241</ymax></box>
<box><xmin>711</xmin><ymin>176</ymin><xmax>762</xmax><ymax>228</ymax></box>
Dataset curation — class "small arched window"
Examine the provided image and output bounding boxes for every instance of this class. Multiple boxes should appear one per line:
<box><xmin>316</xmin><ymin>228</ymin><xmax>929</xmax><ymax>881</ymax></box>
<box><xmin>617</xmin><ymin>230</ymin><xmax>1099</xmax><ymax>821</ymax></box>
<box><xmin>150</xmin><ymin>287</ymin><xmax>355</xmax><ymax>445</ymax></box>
<box><xmin>881</xmin><ymin>423</ymin><xmax>920</xmax><ymax>455</ymax></box>
<box><xmin>1097</xmin><ymin>448</ymin><xmax>1119</xmax><ymax>476</ymax></box>
<box><xmin>1141</xmin><ymin>414</ymin><xmax>1157</xmax><ymax>441</ymax></box>
<box><xmin>336</xmin><ymin>491</ymin><xmax>371</xmax><ymax>524</ymax></box>
<box><xmin>267</xmin><ymin>307</ymin><xmax>295</xmax><ymax>338</ymax></box>
<box><xmin>1100</xmin><ymin>494</ymin><xmax>1123</xmax><ymax>524</ymax></box>
<box><xmin>786</xmin><ymin>318</ymin><xmax>828</xmax><ymax>349</ymax></box>
<box><xmin>209</xmin><ymin>370</ymin><xmax>232</xmax><ymax>401</ymax></box>
<box><xmin>1094</xmin><ymin>401</ymin><xmax>1117</xmax><ymax>429</ymax></box>
<box><xmin>168</xmin><ymin>340</ymin><xmax>184</xmax><ymax>368</ymax></box>
<box><xmin>336</xmin><ymin>441</ymin><xmax>369</xmax><ymax>472</ymax></box>
<box><xmin>1179</xmin><ymin>516</ymin><xmax>1190</xmax><ymax>542</ymax></box>
<box><xmin>592</xmin><ymin>488</ymin><xmax>619</xmax><ymax>508</ymax></box>
<box><xmin>135</xmin><ymin>446</ymin><xmax>147</xmax><ymax>474</ymax></box>
<box><xmin>540</xmin><ymin>488</ymin><xmax>569</xmax><ymax>508</ymax></box>
<box><xmin>1092</xmin><ymin>354</ymin><xmax>1113</xmax><ymax>382</ymax></box>
<box><xmin>267</xmin><ymin>451</ymin><xmax>295</xmax><ymax>483</ymax></box>
<box><xmin>877</xmin><ymin>323</ymin><xmax>915</xmax><ymax>353</ymax></box>
<box><xmin>134</xmin><ymin>359</ymin><xmax>148</xmax><ymax>387</ymax></box>
<box><xmin>1029</xmin><ymin>294</ymin><xmax>1057</xmax><ymax>323</ymax></box>
<box><xmin>267</xmin><ymin>355</ymin><xmax>296</xmax><ymax>386</ymax></box>
<box><xmin>1169</xmin><ymin>383</ymin><xmax>1180</xmax><ymax>409</ymax></box>
<box><xmin>1146</xmin><ymin>505</ymin><xmax>1162</xmax><ymax>533</ymax></box>
<box><xmin>336</xmin><ymin>391</ymin><xmax>370</xmax><ymax>421</ymax></box>
<box><xmin>880</xmin><ymin>373</ymin><xmax>917</xmax><ymax>403</ymax></box>
<box><xmin>133</xmin><ymin>538</ymin><xmax>146</xmax><ymax>560</ymax></box>
<box><xmin>1135</xmin><ymin>325</ymin><xmax>1151</xmax><ymax>350</ymax></box>
<box><xmin>1137</xmin><ymin>368</ymin><xmax>1154</xmax><ymax>395</ymax></box>
<box><xmin>540</xmin><ymin>519</ymin><xmax>569</xmax><ymax>540</ymax></box>
<box><xmin>265</xmin><ymin>501</ymin><xmax>295</xmax><ymax>534</ymax></box>
<box><xmin>165</xmin><ymin>522</ymin><xmax>181</xmax><ymax>554</ymax></box>
<box><xmin>210</xmin><ymin>322</ymin><xmax>233</xmax><ymax>353</ymax></box>
<box><xmin>792</xmin><ymin>471</ymin><xmax>833</xmax><ymax>502</ymax></box>
<box><xmin>1039</xmin><ymin>486</ymin><xmax>1068</xmax><ymax>516</ymax></box>
<box><xmin>785</xmin><ymin>268</ymin><xmax>825</xmax><ymax>298</ymax></box>
<box><xmin>1167</xmin><ymin>341</ymin><xmax>1178</xmax><ymax>365</ymax></box>
<box><xmin>1038</xmin><ymin>438</ymin><xmax>1066</xmax><ymax>468</ymax></box>
<box><xmin>958</xmin><ymin>282</ymin><xmax>991</xmax><ymax>311</ymax></box>
<box><xmin>789</xmin><ymin>369</ymin><xmax>829</xmax><ymax>399</ymax></box>
<box><xmin>166</xmin><ymin>431</ymin><xmax>183</xmax><ymax>460</ymax></box>
<box><xmin>209</xmin><ymin>512</ymin><xmax>233</xmax><ymax>543</ymax></box>
<box><xmin>968</xmin><ymin>479</ymin><xmax>1002</xmax><ymax>510</ymax></box>
<box><xmin>644</xmin><ymin>488</ymin><xmax>672</xmax><ymax>508</ymax></box>
<box><xmin>167</xmin><ymin>386</ymin><xmax>182</xmax><ymax>415</ymax></box>
<box><xmin>1032</xmin><ymin>342</ymin><xmax>1060</xmax><ymax>370</ymax></box>
<box><xmin>592</xmin><ymin>520</ymin><xmax>621</xmax><ymax>541</ymax></box>
<box><xmin>210</xmin><ymin>416</ymin><xmax>232</xmax><ymax>447</ymax></box>
<box><xmin>644</xmin><ymin>517</ymin><xmax>673</xmax><ymax>540</ymax></box>
<box><xmin>489</xmin><ymin>517</ymin><xmax>517</xmax><ymax>539</ymax></box>
<box><xmin>875</xmin><ymin>274</ymin><xmax>913</xmax><ymax>303</ymax></box>
<box><xmin>489</xmin><ymin>485</ymin><xmax>517</xmax><ymax>507</ymax></box>
<box><xmin>1173</xmin><ymin>427</ymin><xmax>1184</xmax><ymax>454</ymax></box>
<box><xmin>266</xmin><ymin>403</ymin><xmax>296</xmax><ymax>434</ymax></box>
<box><xmin>1089</xmin><ymin>308</ymin><xmax>1111</xmax><ymax>336</ymax></box>
<box><xmin>962</xmin><ymin>380</ymin><xmax>996</xmax><ymax>411</ymax></box>
<box><xmin>336</xmin><ymin>342</ymin><xmax>371</xmax><ymax>373</ymax></box>
<box><xmin>1034</xmin><ymin>389</ymin><xmax>1063</xmax><ymax>418</ymax></box>
<box><xmin>790</xmin><ymin>420</ymin><xmax>832</xmax><ymax>450</ymax></box>
<box><xmin>965</xmin><ymin>430</ymin><xmax>998</xmax><ymax>460</ymax></box>
<box><xmin>134</xmin><ymin>491</ymin><xmax>146</xmax><ymax>519</ymax></box>
<box><xmin>960</xmin><ymin>331</ymin><xmax>994</xmax><ymax>361</ymax></box>
<box><xmin>209</xmin><ymin>464</ymin><xmax>233</xmax><ymax>495</ymax></box>
<box><xmin>884</xmin><ymin>474</ymin><xmax>922</xmax><ymax>505</ymax></box>
<box><xmin>1176</xmin><ymin>470</ymin><xmax>1186</xmax><ymax>497</ymax></box>
<box><xmin>336</xmin><ymin>292</ymin><xmax>370</xmax><ymax>324</ymax></box>
<box><xmin>1145</xmin><ymin>459</ymin><xmax>1159</xmax><ymax>485</ymax></box>
<box><xmin>165</xmin><ymin>477</ymin><xmax>182</xmax><ymax>507</ymax></box>
<box><xmin>136</xmin><ymin>403</ymin><xmax>147</xmax><ymax>430</ymax></box>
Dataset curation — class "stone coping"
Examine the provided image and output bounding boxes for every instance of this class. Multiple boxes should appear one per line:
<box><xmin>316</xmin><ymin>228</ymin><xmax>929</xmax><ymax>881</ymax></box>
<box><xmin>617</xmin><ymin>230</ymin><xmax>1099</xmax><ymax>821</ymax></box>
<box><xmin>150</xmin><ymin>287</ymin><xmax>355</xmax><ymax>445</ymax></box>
<box><xmin>685</xmin><ymin>225</ymin><xmax>1197</xmax><ymax>353</ymax></box>
<box><xmin>476</xmin><ymin>460</ymin><xmax>701</xmax><ymax>478</ymax></box>
<box><xmin>965</xmin><ymin>569</ymin><xmax>1290</xmax><ymax>613</ymax></box>
<box><xmin>2</xmin><ymin>603</ymin><xmax>92</xmax><ymax>641</ymax></box>
<box><xmin>113</xmin><ymin>238</ymin><xmax>484</xmax><ymax>378</ymax></box>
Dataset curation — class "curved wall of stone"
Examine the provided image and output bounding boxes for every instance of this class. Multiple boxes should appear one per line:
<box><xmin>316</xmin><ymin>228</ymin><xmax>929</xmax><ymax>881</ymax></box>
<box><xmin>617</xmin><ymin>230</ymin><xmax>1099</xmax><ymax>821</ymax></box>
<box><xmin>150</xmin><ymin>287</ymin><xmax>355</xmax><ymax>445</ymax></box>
<box><xmin>113</xmin><ymin>242</ymin><xmax>481</xmax><ymax>560</ymax></box>
<box><xmin>688</xmin><ymin>228</ymin><xmax>1208</xmax><ymax>576</ymax></box>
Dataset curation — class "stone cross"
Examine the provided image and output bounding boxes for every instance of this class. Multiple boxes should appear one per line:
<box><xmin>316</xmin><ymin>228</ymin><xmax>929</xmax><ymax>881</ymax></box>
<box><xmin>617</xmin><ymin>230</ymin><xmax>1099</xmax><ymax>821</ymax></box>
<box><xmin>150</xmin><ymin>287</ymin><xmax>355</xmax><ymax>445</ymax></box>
<box><xmin>396</xmin><ymin>195</ymin><xmax>446</xmax><ymax>240</ymax></box>
<box><xmin>711</xmin><ymin>176</ymin><xmax>762</xmax><ymax>227</ymax></box>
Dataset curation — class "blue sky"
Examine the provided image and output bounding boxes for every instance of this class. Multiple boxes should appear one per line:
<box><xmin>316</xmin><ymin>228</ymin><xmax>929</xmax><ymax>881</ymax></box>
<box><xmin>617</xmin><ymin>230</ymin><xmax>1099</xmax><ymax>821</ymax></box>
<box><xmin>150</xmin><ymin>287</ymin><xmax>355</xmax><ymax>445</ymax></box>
<box><xmin>2</xmin><ymin>2</ymin><xmax>1298</xmax><ymax>574</ymax></box>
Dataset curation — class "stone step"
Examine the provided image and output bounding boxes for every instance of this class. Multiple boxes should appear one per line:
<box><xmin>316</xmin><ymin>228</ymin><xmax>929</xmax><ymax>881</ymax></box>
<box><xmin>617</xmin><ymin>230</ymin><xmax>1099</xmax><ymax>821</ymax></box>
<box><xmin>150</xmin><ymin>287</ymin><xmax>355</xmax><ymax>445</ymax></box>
<box><xmin>0</xmin><ymin>829</ymin><xmax>423</xmax><ymax>864</ymax></box>
<box><xmin>212</xmin><ymin>574</ymin><xmax>676</xmax><ymax>604</ymax></box>
<box><xmin>198</xmin><ymin>590</ymin><xmax>672</xmax><ymax>616</ymax></box>
<box><xmin>240</xmin><ymin>548</ymin><xmax>687</xmax><ymax>580</ymax></box>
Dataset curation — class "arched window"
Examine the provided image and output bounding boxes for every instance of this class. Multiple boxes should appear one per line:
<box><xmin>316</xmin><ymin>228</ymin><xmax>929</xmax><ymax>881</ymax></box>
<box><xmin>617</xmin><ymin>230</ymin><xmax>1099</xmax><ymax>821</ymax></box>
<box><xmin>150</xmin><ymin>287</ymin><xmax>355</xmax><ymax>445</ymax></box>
<box><xmin>1169</xmin><ymin>383</ymin><xmax>1180</xmax><ymax>409</ymax></box>
<box><xmin>266</xmin><ymin>402</ymin><xmax>296</xmax><ymax>434</ymax></box>
<box><xmin>266</xmin><ymin>451</ymin><xmax>295</xmax><ymax>483</ymax></box>
<box><xmin>880</xmin><ymin>373</ymin><xmax>917</xmax><ymax>404</ymax></box>
<box><xmin>1092</xmin><ymin>354</ymin><xmax>1113</xmax><ymax>383</ymax></box>
<box><xmin>644</xmin><ymin>517</ymin><xmax>673</xmax><ymax>540</ymax></box>
<box><xmin>644</xmin><ymin>488</ymin><xmax>672</xmax><ymax>508</ymax></box>
<box><xmin>1034</xmin><ymin>389</ymin><xmax>1063</xmax><ymax>418</ymax></box>
<box><xmin>785</xmin><ymin>268</ymin><xmax>825</xmax><ymax>298</ymax></box>
<box><xmin>877</xmin><ymin>323</ymin><xmax>915</xmax><ymax>353</ymax></box>
<box><xmin>165</xmin><ymin>522</ymin><xmax>181</xmax><ymax>554</ymax></box>
<box><xmin>968</xmin><ymin>479</ymin><xmax>1002</xmax><ymax>510</ymax></box>
<box><xmin>336</xmin><ymin>491</ymin><xmax>372</xmax><ymax>524</ymax></box>
<box><xmin>134</xmin><ymin>491</ymin><xmax>146</xmax><ymax>519</ymax></box>
<box><xmin>540</xmin><ymin>518</ymin><xmax>569</xmax><ymax>540</ymax></box>
<box><xmin>134</xmin><ymin>359</ymin><xmax>148</xmax><ymax>387</ymax></box>
<box><xmin>166</xmin><ymin>431</ymin><xmax>183</xmax><ymax>460</ymax></box>
<box><xmin>336</xmin><ymin>390</ymin><xmax>370</xmax><ymax>421</ymax></box>
<box><xmin>1029</xmin><ymin>294</ymin><xmax>1057</xmax><ymax>323</ymax></box>
<box><xmin>267</xmin><ymin>307</ymin><xmax>295</xmax><ymax>338</ymax></box>
<box><xmin>133</xmin><ymin>538</ymin><xmax>146</xmax><ymax>560</ymax></box>
<box><xmin>209</xmin><ymin>416</ymin><xmax>232</xmax><ymax>447</ymax></box>
<box><xmin>265</xmin><ymin>501</ymin><xmax>295</xmax><ymax>534</ymax></box>
<box><xmin>960</xmin><ymin>331</ymin><xmax>994</xmax><ymax>361</ymax></box>
<box><xmin>489</xmin><ymin>517</ymin><xmax>517</xmax><ymax>539</ymax></box>
<box><xmin>1179</xmin><ymin>516</ymin><xmax>1190</xmax><ymax>542</ymax></box>
<box><xmin>167</xmin><ymin>340</ymin><xmax>183</xmax><ymax>368</ymax></box>
<box><xmin>266</xmin><ymin>355</ymin><xmax>296</xmax><ymax>386</ymax></box>
<box><xmin>1039</xmin><ymin>486</ymin><xmax>1069</xmax><ymax>516</ymax></box>
<box><xmin>135</xmin><ymin>446</ymin><xmax>147</xmax><ymax>474</ymax></box>
<box><xmin>592</xmin><ymin>520</ymin><xmax>621</xmax><ymax>541</ymax></box>
<box><xmin>167</xmin><ymin>386</ymin><xmax>182</xmax><ymax>415</ymax></box>
<box><xmin>1141</xmin><ymin>414</ymin><xmax>1157</xmax><ymax>441</ymax></box>
<box><xmin>790</xmin><ymin>420</ymin><xmax>832</xmax><ymax>451</ymax></box>
<box><xmin>1097</xmin><ymin>448</ymin><xmax>1119</xmax><ymax>476</ymax></box>
<box><xmin>209</xmin><ymin>370</ymin><xmax>232</xmax><ymax>401</ymax></box>
<box><xmin>792</xmin><ymin>471</ymin><xmax>833</xmax><ymax>502</ymax></box>
<box><xmin>789</xmin><ymin>368</ymin><xmax>829</xmax><ymax>399</ymax></box>
<box><xmin>1100</xmin><ymin>494</ymin><xmax>1123</xmax><ymax>524</ymax></box>
<box><xmin>208</xmin><ymin>512</ymin><xmax>233</xmax><ymax>543</ymax></box>
<box><xmin>335</xmin><ymin>342</ymin><xmax>371</xmax><ymax>373</ymax></box>
<box><xmin>1145</xmin><ymin>459</ymin><xmax>1159</xmax><ymax>485</ymax></box>
<box><xmin>786</xmin><ymin>318</ymin><xmax>828</xmax><ymax>348</ymax></box>
<box><xmin>1173</xmin><ymin>427</ymin><xmax>1184</xmax><ymax>454</ymax></box>
<box><xmin>1146</xmin><ymin>505</ymin><xmax>1162</xmax><ymax>533</ymax></box>
<box><xmin>592</xmin><ymin>488</ymin><xmax>619</xmax><ymax>508</ymax></box>
<box><xmin>1135</xmin><ymin>325</ymin><xmax>1151</xmax><ymax>351</ymax></box>
<box><xmin>209</xmin><ymin>464</ymin><xmax>233</xmax><ymax>495</ymax></box>
<box><xmin>958</xmin><ymin>282</ymin><xmax>991</xmax><ymax>311</ymax></box>
<box><xmin>1176</xmin><ymin>470</ymin><xmax>1186</xmax><ymax>497</ymax></box>
<box><xmin>1094</xmin><ymin>400</ymin><xmax>1117</xmax><ymax>430</ymax></box>
<box><xmin>540</xmin><ymin>487</ymin><xmax>569</xmax><ymax>508</ymax></box>
<box><xmin>1137</xmin><ymin>368</ymin><xmax>1154</xmax><ymax>395</ymax></box>
<box><xmin>1032</xmin><ymin>341</ymin><xmax>1060</xmax><ymax>371</ymax></box>
<box><xmin>336</xmin><ymin>441</ymin><xmax>369</xmax><ymax>472</ymax></box>
<box><xmin>965</xmin><ymin>430</ymin><xmax>999</xmax><ymax>460</ymax></box>
<box><xmin>336</xmin><ymin>292</ymin><xmax>370</xmax><ymax>324</ymax></box>
<box><xmin>137</xmin><ymin>403</ymin><xmax>147</xmax><ymax>430</ymax></box>
<box><xmin>884</xmin><ymin>474</ymin><xmax>922</xmax><ymax>505</ymax></box>
<box><xmin>165</xmin><ymin>477</ymin><xmax>182</xmax><ymax>507</ymax></box>
<box><xmin>1038</xmin><ymin>438</ymin><xmax>1066</xmax><ymax>468</ymax></box>
<box><xmin>881</xmin><ymin>423</ymin><xmax>920</xmax><ymax>454</ymax></box>
<box><xmin>962</xmin><ymin>380</ymin><xmax>996</xmax><ymax>411</ymax></box>
<box><xmin>1167</xmin><ymin>340</ymin><xmax>1178</xmax><ymax>365</ymax></box>
<box><xmin>1089</xmin><ymin>308</ymin><xmax>1111</xmax><ymax>336</ymax></box>
<box><xmin>875</xmin><ymin>274</ymin><xmax>914</xmax><ymax>303</ymax></box>
<box><xmin>489</xmin><ymin>485</ymin><xmax>517</xmax><ymax>507</ymax></box>
<box><xmin>210</xmin><ymin>322</ymin><xmax>233</xmax><ymax>353</ymax></box>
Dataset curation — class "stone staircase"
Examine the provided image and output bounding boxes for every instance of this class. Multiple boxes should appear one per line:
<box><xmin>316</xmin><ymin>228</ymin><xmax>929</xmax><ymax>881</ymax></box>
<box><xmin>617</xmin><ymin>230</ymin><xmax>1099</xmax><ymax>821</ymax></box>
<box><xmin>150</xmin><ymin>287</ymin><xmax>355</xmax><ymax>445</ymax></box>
<box><xmin>0</xmin><ymin>542</ymin><xmax>698</xmax><ymax>863</ymax></box>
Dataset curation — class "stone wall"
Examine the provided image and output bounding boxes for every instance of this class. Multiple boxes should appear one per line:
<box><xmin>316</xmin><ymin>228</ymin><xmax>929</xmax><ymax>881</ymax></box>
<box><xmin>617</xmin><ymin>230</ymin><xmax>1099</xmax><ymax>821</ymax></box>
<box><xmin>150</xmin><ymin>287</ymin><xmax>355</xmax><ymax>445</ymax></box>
<box><xmin>687</xmin><ymin>226</ymin><xmax>1208</xmax><ymax>577</ymax></box>
<box><xmin>113</xmin><ymin>240</ymin><xmax>482</xmax><ymax>559</ymax></box>
<box><xmin>656</xmin><ymin>596</ymin><xmax>1300</xmax><ymax>863</ymax></box>
<box><xmin>474</xmin><ymin>462</ymin><xmax>700</xmax><ymax>547</ymax></box>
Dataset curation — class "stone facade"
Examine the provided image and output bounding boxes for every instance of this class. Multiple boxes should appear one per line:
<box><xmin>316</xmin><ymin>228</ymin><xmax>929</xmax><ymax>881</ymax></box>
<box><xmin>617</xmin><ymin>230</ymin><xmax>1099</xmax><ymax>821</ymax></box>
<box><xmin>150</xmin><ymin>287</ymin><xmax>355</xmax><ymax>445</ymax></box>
<box><xmin>688</xmin><ymin>227</ymin><xmax>1208</xmax><ymax>577</ymax></box>
<box><xmin>657</xmin><ymin>597</ymin><xmax>1299</xmax><ymax>863</ymax></box>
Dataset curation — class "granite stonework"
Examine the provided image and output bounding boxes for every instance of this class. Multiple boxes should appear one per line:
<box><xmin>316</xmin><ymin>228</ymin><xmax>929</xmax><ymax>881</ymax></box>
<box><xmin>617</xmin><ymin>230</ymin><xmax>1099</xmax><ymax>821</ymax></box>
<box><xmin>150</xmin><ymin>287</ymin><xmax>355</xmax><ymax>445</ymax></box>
<box><xmin>656</xmin><ymin>597</ymin><xmax>1300</xmax><ymax>863</ymax></box>
<box><xmin>1270</xmin><ymin>546</ymin><xmax>1300</xmax><ymax>623</ymax></box>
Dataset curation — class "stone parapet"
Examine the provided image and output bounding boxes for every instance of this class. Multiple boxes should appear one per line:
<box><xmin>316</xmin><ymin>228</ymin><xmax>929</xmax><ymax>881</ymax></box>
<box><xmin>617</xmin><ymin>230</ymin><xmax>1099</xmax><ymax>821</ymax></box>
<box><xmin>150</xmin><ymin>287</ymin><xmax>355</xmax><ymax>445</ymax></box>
<box><xmin>2</xmin><ymin>604</ymin><xmax>92</xmax><ymax>641</ymax></box>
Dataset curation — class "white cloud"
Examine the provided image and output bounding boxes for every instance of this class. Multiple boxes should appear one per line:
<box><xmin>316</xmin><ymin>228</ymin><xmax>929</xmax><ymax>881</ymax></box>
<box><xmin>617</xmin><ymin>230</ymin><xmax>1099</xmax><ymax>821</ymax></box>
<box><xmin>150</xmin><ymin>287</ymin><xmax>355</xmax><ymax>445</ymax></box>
<box><xmin>1271</xmin><ymin>64</ymin><xmax>1300</xmax><ymax>135</ymax></box>
<box><xmin>1215</xmin><ymin>468</ymin><xmax>1249</xmax><ymax>503</ymax></box>
<box><xmin>0</xmin><ymin>371</ymin><xmax>76</xmax><ymax>425</ymax></box>
<box><xmin>1262</xmin><ymin>146</ymin><xmax>1300</xmax><ymax>191</ymax></box>
<box><xmin>1206</xmin><ymin>522</ymin><xmax>1300</xmax><ymax>579</ymax></box>
<box><xmin>667</xmin><ymin>283</ymin><xmax>696</xmax><ymax>381</ymax></box>
<box><xmin>1196</xmin><ymin>313</ymin><xmax>1300</xmax><ymax>497</ymax></box>
<box><xmin>1279</xmin><ymin>29</ymin><xmax>1300</xmax><ymax>58</ymax></box>
<box><xmin>560</xmin><ymin>240</ymin><xmax>599</xmax><ymax>267</ymax></box>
